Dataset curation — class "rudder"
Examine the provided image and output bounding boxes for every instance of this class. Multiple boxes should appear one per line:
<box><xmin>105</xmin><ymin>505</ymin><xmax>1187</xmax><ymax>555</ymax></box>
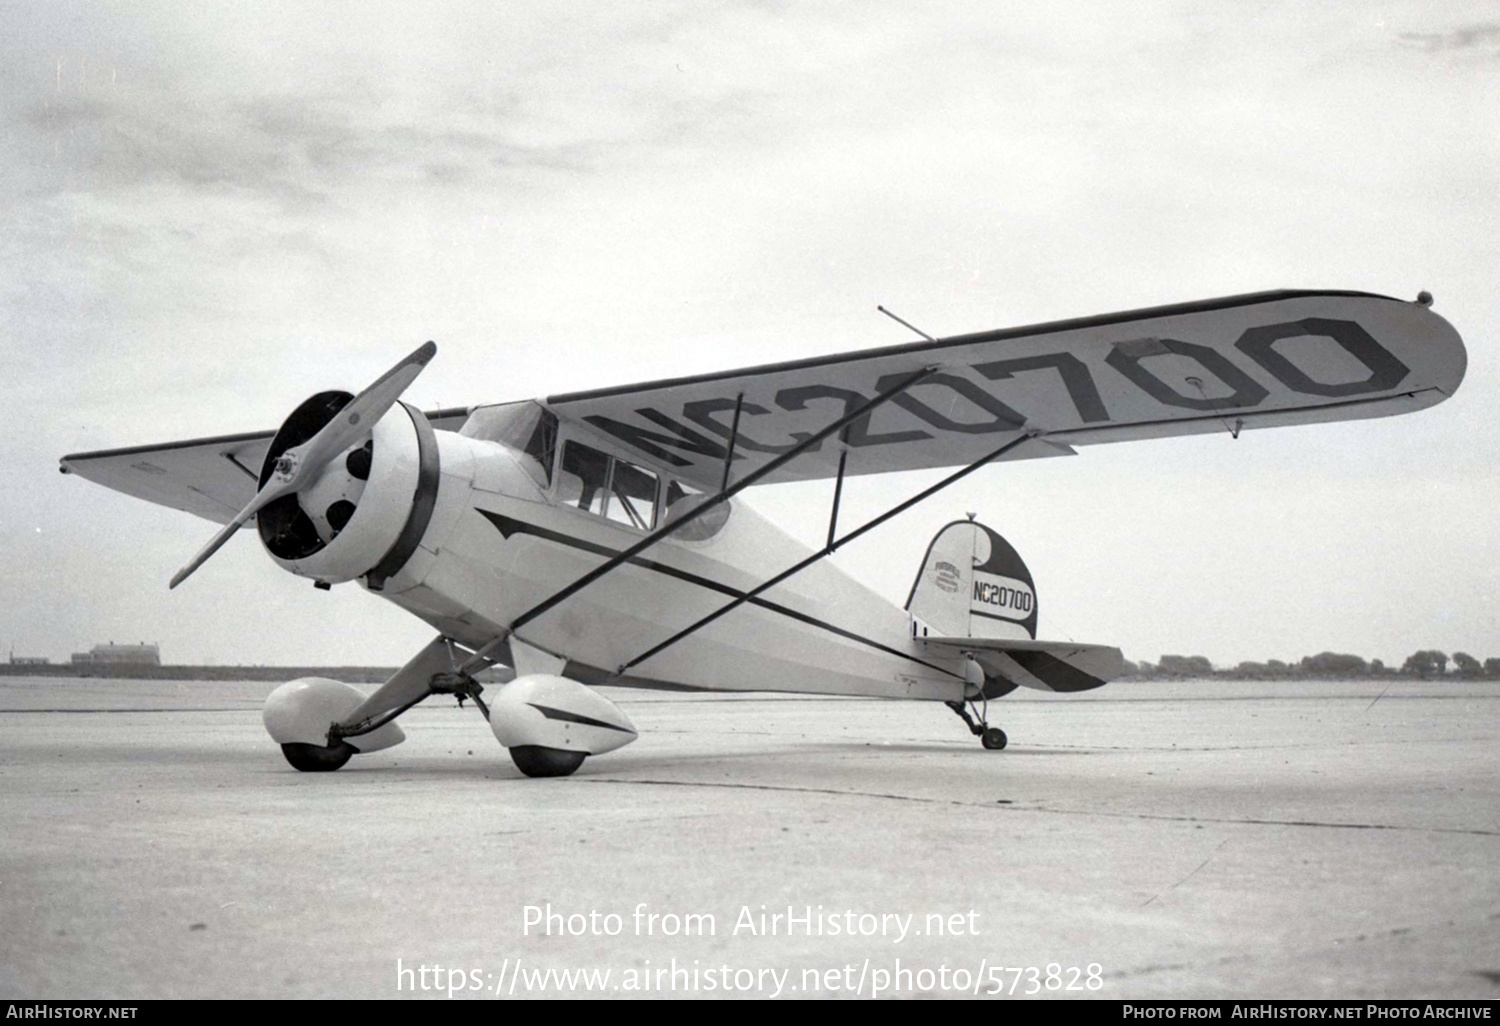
<box><xmin>906</xmin><ymin>519</ymin><xmax>1038</xmax><ymax>641</ymax></box>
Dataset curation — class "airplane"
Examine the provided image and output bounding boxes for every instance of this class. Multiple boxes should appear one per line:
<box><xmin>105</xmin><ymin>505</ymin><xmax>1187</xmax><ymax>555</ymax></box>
<box><xmin>58</xmin><ymin>289</ymin><xmax>1467</xmax><ymax>777</ymax></box>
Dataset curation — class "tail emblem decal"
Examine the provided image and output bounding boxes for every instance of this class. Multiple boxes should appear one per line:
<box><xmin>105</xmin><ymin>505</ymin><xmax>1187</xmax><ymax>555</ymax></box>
<box><xmin>933</xmin><ymin>561</ymin><xmax>962</xmax><ymax>594</ymax></box>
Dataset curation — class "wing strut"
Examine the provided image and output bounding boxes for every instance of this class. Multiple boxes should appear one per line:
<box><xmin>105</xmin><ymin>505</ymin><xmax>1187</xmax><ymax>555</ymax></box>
<box><xmin>720</xmin><ymin>392</ymin><xmax>744</xmax><ymax>492</ymax></box>
<box><xmin>454</xmin><ymin>365</ymin><xmax>939</xmax><ymax>674</ymax></box>
<box><xmin>615</xmin><ymin>429</ymin><xmax>1039</xmax><ymax>675</ymax></box>
<box><xmin>826</xmin><ymin>439</ymin><xmax>848</xmax><ymax>549</ymax></box>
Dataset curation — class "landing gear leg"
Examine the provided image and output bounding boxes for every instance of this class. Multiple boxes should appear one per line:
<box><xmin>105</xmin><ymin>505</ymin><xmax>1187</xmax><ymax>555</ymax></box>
<box><xmin>430</xmin><ymin>670</ymin><xmax>489</xmax><ymax>718</ymax></box>
<box><xmin>946</xmin><ymin>698</ymin><xmax>1007</xmax><ymax>751</ymax></box>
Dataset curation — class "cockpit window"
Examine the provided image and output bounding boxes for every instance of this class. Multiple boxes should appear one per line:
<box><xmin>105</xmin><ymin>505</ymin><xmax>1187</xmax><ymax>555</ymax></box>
<box><xmin>459</xmin><ymin>401</ymin><xmax>558</xmax><ymax>486</ymax></box>
<box><xmin>557</xmin><ymin>442</ymin><xmax>660</xmax><ymax>531</ymax></box>
<box><xmin>557</xmin><ymin>441</ymin><xmax>610</xmax><ymax>517</ymax></box>
<box><xmin>606</xmin><ymin>459</ymin><xmax>658</xmax><ymax>530</ymax></box>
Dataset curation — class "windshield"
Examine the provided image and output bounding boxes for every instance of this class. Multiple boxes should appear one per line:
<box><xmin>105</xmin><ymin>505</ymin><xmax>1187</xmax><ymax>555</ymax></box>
<box><xmin>459</xmin><ymin>402</ymin><xmax>558</xmax><ymax>486</ymax></box>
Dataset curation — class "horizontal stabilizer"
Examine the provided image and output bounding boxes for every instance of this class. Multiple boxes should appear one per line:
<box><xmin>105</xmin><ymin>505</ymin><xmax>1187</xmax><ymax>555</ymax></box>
<box><xmin>922</xmin><ymin>636</ymin><xmax>1125</xmax><ymax>693</ymax></box>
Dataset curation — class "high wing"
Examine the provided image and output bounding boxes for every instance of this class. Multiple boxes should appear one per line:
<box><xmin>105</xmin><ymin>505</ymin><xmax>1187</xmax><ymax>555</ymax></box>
<box><xmin>59</xmin><ymin>408</ymin><xmax>470</xmax><ymax>526</ymax></box>
<box><xmin>548</xmin><ymin>290</ymin><xmax>1466</xmax><ymax>487</ymax></box>
<box><xmin>923</xmin><ymin>637</ymin><xmax>1126</xmax><ymax>693</ymax></box>
<box><xmin>59</xmin><ymin>290</ymin><xmax>1466</xmax><ymax>521</ymax></box>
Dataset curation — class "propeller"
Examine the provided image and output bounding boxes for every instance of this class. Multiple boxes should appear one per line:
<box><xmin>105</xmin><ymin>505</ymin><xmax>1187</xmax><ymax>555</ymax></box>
<box><xmin>169</xmin><ymin>341</ymin><xmax>438</xmax><ymax>589</ymax></box>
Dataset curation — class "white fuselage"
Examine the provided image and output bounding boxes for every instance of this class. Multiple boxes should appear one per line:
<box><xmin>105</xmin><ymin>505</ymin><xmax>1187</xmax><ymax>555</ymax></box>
<box><xmin>365</xmin><ymin>429</ymin><xmax>968</xmax><ymax>702</ymax></box>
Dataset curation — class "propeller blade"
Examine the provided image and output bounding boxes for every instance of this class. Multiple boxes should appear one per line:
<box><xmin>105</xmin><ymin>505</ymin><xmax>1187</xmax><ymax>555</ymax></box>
<box><xmin>292</xmin><ymin>340</ymin><xmax>437</xmax><ymax>487</ymax></box>
<box><xmin>169</xmin><ymin>341</ymin><xmax>438</xmax><ymax>589</ymax></box>
<box><xmin>168</xmin><ymin>506</ymin><xmax>255</xmax><ymax>590</ymax></box>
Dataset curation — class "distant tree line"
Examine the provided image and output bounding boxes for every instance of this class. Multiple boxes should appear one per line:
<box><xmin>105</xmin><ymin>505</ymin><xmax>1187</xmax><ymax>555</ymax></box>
<box><xmin>1126</xmin><ymin>650</ymin><xmax>1500</xmax><ymax>680</ymax></box>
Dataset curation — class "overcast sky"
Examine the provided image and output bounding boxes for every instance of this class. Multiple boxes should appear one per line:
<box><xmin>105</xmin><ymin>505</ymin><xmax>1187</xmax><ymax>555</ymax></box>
<box><xmin>3</xmin><ymin>1</ymin><xmax>1496</xmax><ymax>669</ymax></box>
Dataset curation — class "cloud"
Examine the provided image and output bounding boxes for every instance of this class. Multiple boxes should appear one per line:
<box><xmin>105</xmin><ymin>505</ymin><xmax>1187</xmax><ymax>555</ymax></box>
<box><xmin>1397</xmin><ymin>22</ymin><xmax>1500</xmax><ymax>56</ymax></box>
<box><xmin>12</xmin><ymin>85</ymin><xmax>592</xmax><ymax>214</ymax></box>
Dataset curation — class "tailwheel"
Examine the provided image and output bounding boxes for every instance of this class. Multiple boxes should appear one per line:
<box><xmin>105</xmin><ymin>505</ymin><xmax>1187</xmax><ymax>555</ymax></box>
<box><xmin>946</xmin><ymin>699</ymin><xmax>1007</xmax><ymax>752</ymax></box>
<box><xmin>509</xmin><ymin>746</ymin><xmax>587</xmax><ymax>778</ymax></box>
<box><xmin>280</xmin><ymin>741</ymin><xmax>357</xmax><ymax>772</ymax></box>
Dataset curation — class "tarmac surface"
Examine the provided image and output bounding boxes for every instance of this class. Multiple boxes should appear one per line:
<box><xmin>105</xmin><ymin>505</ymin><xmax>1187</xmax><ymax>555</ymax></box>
<box><xmin>0</xmin><ymin>675</ymin><xmax>1496</xmax><ymax>1000</ymax></box>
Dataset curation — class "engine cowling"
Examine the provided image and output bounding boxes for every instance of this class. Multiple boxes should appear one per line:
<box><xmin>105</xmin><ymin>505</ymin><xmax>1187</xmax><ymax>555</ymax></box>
<box><xmin>256</xmin><ymin>392</ymin><xmax>437</xmax><ymax>586</ymax></box>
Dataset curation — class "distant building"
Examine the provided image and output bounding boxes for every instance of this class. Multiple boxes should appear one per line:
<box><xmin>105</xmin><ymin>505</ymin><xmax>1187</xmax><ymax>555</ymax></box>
<box><xmin>70</xmin><ymin>642</ymin><xmax>161</xmax><ymax>666</ymax></box>
<box><xmin>8</xmin><ymin>655</ymin><xmax>49</xmax><ymax>666</ymax></box>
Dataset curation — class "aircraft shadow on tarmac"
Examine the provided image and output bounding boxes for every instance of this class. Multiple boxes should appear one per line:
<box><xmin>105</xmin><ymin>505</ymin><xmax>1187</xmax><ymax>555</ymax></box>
<box><xmin>294</xmin><ymin>738</ymin><xmax>1115</xmax><ymax>781</ymax></box>
<box><xmin>9</xmin><ymin>729</ymin><xmax>1110</xmax><ymax>779</ymax></box>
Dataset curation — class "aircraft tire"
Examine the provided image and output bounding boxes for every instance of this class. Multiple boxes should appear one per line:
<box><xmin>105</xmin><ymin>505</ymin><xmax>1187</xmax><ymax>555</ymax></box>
<box><xmin>981</xmin><ymin>727</ymin><xmax>1008</xmax><ymax>751</ymax></box>
<box><xmin>280</xmin><ymin>741</ymin><xmax>357</xmax><ymax>772</ymax></box>
<box><xmin>510</xmin><ymin>745</ymin><xmax>587</xmax><ymax>778</ymax></box>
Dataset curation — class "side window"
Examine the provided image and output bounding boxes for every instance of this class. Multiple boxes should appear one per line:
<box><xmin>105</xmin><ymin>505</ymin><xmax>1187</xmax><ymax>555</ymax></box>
<box><xmin>663</xmin><ymin>479</ymin><xmax>732</xmax><ymax>541</ymax></box>
<box><xmin>606</xmin><ymin>458</ymin><xmax>658</xmax><ymax>530</ymax></box>
<box><xmin>557</xmin><ymin>441</ymin><xmax>609</xmax><ymax>517</ymax></box>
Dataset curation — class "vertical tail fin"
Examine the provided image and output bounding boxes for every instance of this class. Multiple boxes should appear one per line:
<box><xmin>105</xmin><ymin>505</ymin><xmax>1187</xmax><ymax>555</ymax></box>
<box><xmin>906</xmin><ymin>519</ymin><xmax>1037</xmax><ymax>641</ymax></box>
